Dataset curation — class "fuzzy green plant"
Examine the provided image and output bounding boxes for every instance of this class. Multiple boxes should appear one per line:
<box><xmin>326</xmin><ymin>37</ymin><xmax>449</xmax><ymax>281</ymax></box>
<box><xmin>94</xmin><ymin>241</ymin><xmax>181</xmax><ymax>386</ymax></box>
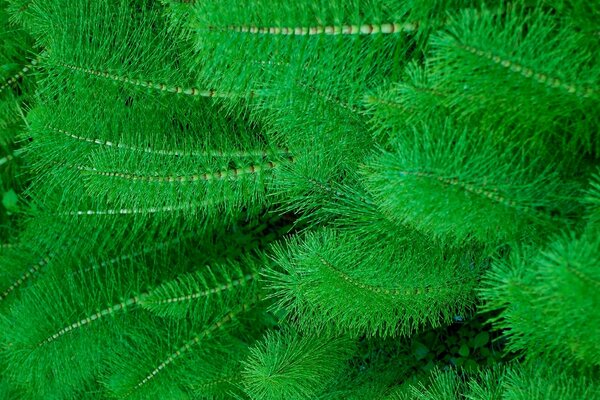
<box><xmin>403</xmin><ymin>359</ymin><xmax>600</xmax><ymax>399</ymax></box>
<box><xmin>0</xmin><ymin>0</ymin><xmax>37</xmax><ymax>239</ymax></box>
<box><xmin>241</xmin><ymin>330</ymin><xmax>354</xmax><ymax>399</ymax></box>
<box><xmin>0</xmin><ymin>0</ymin><xmax>598</xmax><ymax>398</ymax></box>
<box><xmin>267</xmin><ymin>228</ymin><xmax>481</xmax><ymax>336</ymax></box>
<box><xmin>364</xmin><ymin>119</ymin><xmax>582</xmax><ymax>248</ymax></box>
<box><xmin>481</xmin><ymin>230</ymin><xmax>600</xmax><ymax>367</ymax></box>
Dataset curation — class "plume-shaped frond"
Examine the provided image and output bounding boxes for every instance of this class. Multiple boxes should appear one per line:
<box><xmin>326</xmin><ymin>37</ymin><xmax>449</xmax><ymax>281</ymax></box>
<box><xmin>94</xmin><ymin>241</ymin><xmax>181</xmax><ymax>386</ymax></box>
<box><xmin>104</xmin><ymin>300</ymin><xmax>262</xmax><ymax>399</ymax></box>
<box><xmin>0</xmin><ymin>259</ymin><xmax>152</xmax><ymax>398</ymax></box>
<box><xmin>480</xmin><ymin>231</ymin><xmax>600</xmax><ymax>367</ymax></box>
<box><xmin>140</xmin><ymin>255</ymin><xmax>263</xmax><ymax>323</ymax></box>
<box><xmin>267</xmin><ymin>229</ymin><xmax>480</xmax><ymax>336</ymax></box>
<box><xmin>241</xmin><ymin>329</ymin><xmax>354</xmax><ymax>400</ymax></box>
<box><xmin>428</xmin><ymin>5</ymin><xmax>599</xmax><ymax>151</ymax></box>
<box><xmin>363</xmin><ymin>120</ymin><xmax>580</xmax><ymax>246</ymax></box>
<box><xmin>404</xmin><ymin>359</ymin><xmax>600</xmax><ymax>400</ymax></box>
<box><xmin>583</xmin><ymin>170</ymin><xmax>600</xmax><ymax>229</ymax></box>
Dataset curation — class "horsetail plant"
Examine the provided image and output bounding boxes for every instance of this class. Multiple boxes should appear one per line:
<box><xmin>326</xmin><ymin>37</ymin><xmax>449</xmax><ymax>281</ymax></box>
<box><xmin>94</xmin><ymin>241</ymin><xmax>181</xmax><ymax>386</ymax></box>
<box><xmin>0</xmin><ymin>0</ymin><xmax>599</xmax><ymax>399</ymax></box>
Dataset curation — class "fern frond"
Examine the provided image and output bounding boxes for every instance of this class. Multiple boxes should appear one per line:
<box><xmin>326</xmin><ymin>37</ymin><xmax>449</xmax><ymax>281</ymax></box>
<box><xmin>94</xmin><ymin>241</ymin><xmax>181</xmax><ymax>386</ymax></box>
<box><xmin>267</xmin><ymin>229</ymin><xmax>480</xmax><ymax>336</ymax></box>
<box><xmin>480</xmin><ymin>231</ymin><xmax>600</xmax><ymax>367</ymax></box>
<box><xmin>0</xmin><ymin>260</ymin><xmax>151</xmax><ymax>398</ymax></box>
<box><xmin>428</xmin><ymin>5</ymin><xmax>599</xmax><ymax>150</ymax></box>
<box><xmin>187</xmin><ymin>343</ymin><xmax>250</xmax><ymax>399</ymax></box>
<box><xmin>177</xmin><ymin>0</ymin><xmax>414</xmax><ymax>108</ymax></box>
<box><xmin>104</xmin><ymin>300</ymin><xmax>260</xmax><ymax>399</ymax></box>
<box><xmin>583</xmin><ymin>170</ymin><xmax>600</xmax><ymax>229</ymax></box>
<box><xmin>404</xmin><ymin>360</ymin><xmax>600</xmax><ymax>400</ymax></box>
<box><xmin>241</xmin><ymin>329</ymin><xmax>354</xmax><ymax>400</ymax></box>
<box><xmin>140</xmin><ymin>255</ymin><xmax>263</xmax><ymax>323</ymax></box>
<box><xmin>363</xmin><ymin>120</ymin><xmax>580</xmax><ymax>246</ymax></box>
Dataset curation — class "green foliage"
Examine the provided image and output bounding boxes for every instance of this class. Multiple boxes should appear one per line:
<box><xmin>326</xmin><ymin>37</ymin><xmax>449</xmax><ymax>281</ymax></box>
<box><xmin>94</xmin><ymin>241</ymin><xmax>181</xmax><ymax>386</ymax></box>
<box><xmin>405</xmin><ymin>359</ymin><xmax>600</xmax><ymax>399</ymax></box>
<box><xmin>0</xmin><ymin>0</ymin><xmax>599</xmax><ymax>398</ymax></box>
<box><xmin>364</xmin><ymin>119</ymin><xmax>579</xmax><ymax>247</ymax></box>
<box><xmin>0</xmin><ymin>0</ymin><xmax>37</xmax><ymax>238</ymax></box>
<box><xmin>242</xmin><ymin>330</ymin><xmax>353</xmax><ymax>399</ymax></box>
<box><xmin>268</xmin><ymin>228</ymin><xmax>480</xmax><ymax>336</ymax></box>
<box><xmin>481</xmin><ymin>231</ymin><xmax>600</xmax><ymax>366</ymax></box>
<box><xmin>428</xmin><ymin>6</ymin><xmax>599</xmax><ymax>150</ymax></box>
<box><xmin>140</xmin><ymin>255</ymin><xmax>263</xmax><ymax>323</ymax></box>
<box><xmin>0</xmin><ymin>260</ymin><xmax>149</xmax><ymax>398</ymax></box>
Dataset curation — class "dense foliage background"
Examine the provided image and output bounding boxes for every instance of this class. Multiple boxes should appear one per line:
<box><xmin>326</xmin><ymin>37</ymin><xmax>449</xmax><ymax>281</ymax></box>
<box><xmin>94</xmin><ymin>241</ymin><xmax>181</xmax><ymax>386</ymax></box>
<box><xmin>1</xmin><ymin>0</ymin><xmax>598</xmax><ymax>398</ymax></box>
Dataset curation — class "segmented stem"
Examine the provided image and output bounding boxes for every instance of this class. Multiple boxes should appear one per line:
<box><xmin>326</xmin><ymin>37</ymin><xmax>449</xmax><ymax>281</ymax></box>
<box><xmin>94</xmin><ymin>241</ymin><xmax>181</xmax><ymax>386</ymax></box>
<box><xmin>130</xmin><ymin>301</ymin><xmax>256</xmax><ymax>393</ymax></box>
<box><xmin>56</xmin><ymin>62</ymin><xmax>261</xmax><ymax>98</ymax></box>
<box><xmin>460</xmin><ymin>44</ymin><xmax>595</xmax><ymax>98</ymax></box>
<box><xmin>39</xmin><ymin>296</ymin><xmax>141</xmax><ymax>346</ymax></box>
<box><xmin>222</xmin><ymin>22</ymin><xmax>417</xmax><ymax>35</ymax></box>
<box><xmin>317</xmin><ymin>255</ymin><xmax>435</xmax><ymax>296</ymax></box>
<box><xmin>565</xmin><ymin>263</ymin><xmax>600</xmax><ymax>289</ymax></box>
<box><xmin>73</xmin><ymin>237</ymin><xmax>183</xmax><ymax>277</ymax></box>
<box><xmin>143</xmin><ymin>273</ymin><xmax>258</xmax><ymax>305</ymax></box>
<box><xmin>0</xmin><ymin>255</ymin><xmax>53</xmax><ymax>301</ymax></box>
<box><xmin>59</xmin><ymin>201</ymin><xmax>215</xmax><ymax>216</ymax></box>
<box><xmin>48</xmin><ymin>125</ymin><xmax>291</xmax><ymax>159</ymax></box>
<box><xmin>306</xmin><ymin>177</ymin><xmax>375</xmax><ymax>206</ymax></box>
<box><xmin>299</xmin><ymin>83</ymin><xmax>360</xmax><ymax>113</ymax></box>
<box><xmin>397</xmin><ymin>170</ymin><xmax>522</xmax><ymax>209</ymax></box>
<box><xmin>0</xmin><ymin>56</ymin><xmax>39</xmax><ymax>93</ymax></box>
<box><xmin>80</xmin><ymin>159</ymin><xmax>290</xmax><ymax>182</ymax></box>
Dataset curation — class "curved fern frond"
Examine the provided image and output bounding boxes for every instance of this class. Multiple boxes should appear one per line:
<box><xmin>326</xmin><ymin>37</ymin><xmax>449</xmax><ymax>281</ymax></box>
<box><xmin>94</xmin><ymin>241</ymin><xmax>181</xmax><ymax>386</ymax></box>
<box><xmin>480</xmin><ymin>231</ymin><xmax>600</xmax><ymax>367</ymax></box>
<box><xmin>363</xmin><ymin>120</ymin><xmax>580</xmax><ymax>246</ymax></box>
<box><xmin>241</xmin><ymin>329</ymin><xmax>354</xmax><ymax>400</ymax></box>
<box><xmin>267</xmin><ymin>229</ymin><xmax>480</xmax><ymax>336</ymax></box>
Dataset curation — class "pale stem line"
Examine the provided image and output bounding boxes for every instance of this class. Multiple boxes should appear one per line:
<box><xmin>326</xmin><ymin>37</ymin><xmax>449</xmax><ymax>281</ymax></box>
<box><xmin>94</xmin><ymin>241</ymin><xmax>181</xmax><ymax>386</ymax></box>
<box><xmin>143</xmin><ymin>273</ymin><xmax>257</xmax><ymax>305</ymax></box>
<box><xmin>48</xmin><ymin>125</ymin><xmax>290</xmax><ymax>159</ymax></box>
<box><xmin>0</xmin><ymin>255</ymin><xmax>53</xmax><ymax>301</ymax></box>
<box><xmin>39</xmin><ymin>296</ymin><xmax>141</xmax><ymax>346</ymax></box>
<box><xmin>77</xmin><ymin>159</ymin><xmax>290</xmax><ymax>183</ymax></box>
<box><xmin>222</xmin><ymin>22</ymin><xmax>417</xmax><ymax>35</ymax></box>
<box><xmin>0</xmin><ymin>56</ymin><xmax>40</xmax><ymax>93</ymax></box>
<box><xmin>56</xmin><ymin>62</ymin><xmax>263</xmax><ymax>99</ymax></box>
<box><xmin>130</xmin><ymin>301</ymin><xmax>256</xmax><ymax>394</ymax></box>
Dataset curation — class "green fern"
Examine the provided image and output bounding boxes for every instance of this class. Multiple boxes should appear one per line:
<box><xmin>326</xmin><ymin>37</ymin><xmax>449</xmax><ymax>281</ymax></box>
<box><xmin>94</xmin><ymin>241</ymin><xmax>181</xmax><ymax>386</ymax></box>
<box><xmin>0</xmin><ymin>0</ymin><xmax>599</xmax><ymax>398</ymax></box>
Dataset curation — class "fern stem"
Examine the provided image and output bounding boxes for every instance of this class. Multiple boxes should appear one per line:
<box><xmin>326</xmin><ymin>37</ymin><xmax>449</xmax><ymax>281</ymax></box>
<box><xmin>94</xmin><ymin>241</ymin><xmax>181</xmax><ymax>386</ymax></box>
<box><xmin>73</xmin><ymin>238</ymin><xmax>184</xmax><ymax>277</ymax></box>
<box><xmin>143</xmin><ymin>273</ymin><xmax>258</xmax><ymax>306</ymax></box>
<box><xmin>59</xmin><ymin>201</ymin><xmax>216</xmax><ymax>216</ymax></box>
<box><xmin>298</xmin><ymin>83</ymin><xmax>360</xmax><ymax>113</ymax></box>
<box><xmin>55</xmin><ymin>62</ymin><xmax>262</xmax><ymax>98</ymax></box>
<box><xmin>131</xmin><ymin>301</ymin><xmax>256</xmax><ymax>394</ymax></box>
<box><xmin>0</xmin><ymin>255</ymin><xmax>53</xmax><ymax>302</ymax></box>
<box><xmin>396</xmin><ymin>170</ymin><xmax>523</xmax><ymax>209</ymax></box>
<box><xmin>0</xmin><ymin>56</ymin><xmax>39</xmax><ymax>93</ymax></box>
<box><xmin>47</xmin><ymin>125</ymin><xmax>291</xmax><ymax>159</ymax></box>
<box><xmin>219</xmin><ymin>22</ymin><xmax>417</xmax><ymax>35</ymax></box>
<box><xmin>306</xmin><ymin>178</ymin><xmax>375</xmax><ymax>206</ymax></box>
<box><xmin>317</xmin><ymin>255</ymin><xmax>435</xmax><ymax>296</ymax></box>
<box><xmin>79</xmin><ymin>159</ymin><xmax>291</xmax><ymax>182</ymax></box>
<box><xmin>459</xmin><ymin>44</ymin><xmax>595</xmax><ymax>98</ymax></box>
<box><xmin>565</xmin><ymin>263</ymin><xmax>600</xmax><ymax>289</ymax></box>
<box><xmin>38</xmin><ymin>296</ymin><xmax>141</xmax><ymax>346</ymax></box>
